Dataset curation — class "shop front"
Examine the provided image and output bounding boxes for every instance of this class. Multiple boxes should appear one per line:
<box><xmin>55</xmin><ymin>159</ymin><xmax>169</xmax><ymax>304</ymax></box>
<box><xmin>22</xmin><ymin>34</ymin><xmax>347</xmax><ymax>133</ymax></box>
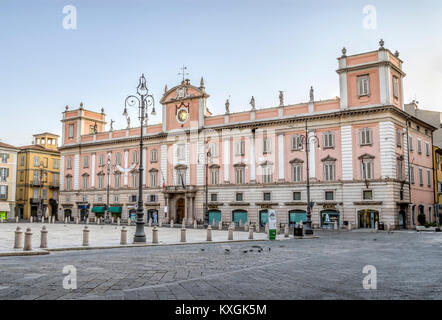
<box><xmin>147</xmin><ymin>209</ymin><xmax>158</xmax><ymax>224</ymax></box>
<box><xmin>232</xmin><ymin>209</ymin><xmax>248</xmax><ymax>226</ymax></box>
<box><xmin>78</xmin><ymin>204</ymin><xmax>90</xmax><ymax>222</ymax></box>
<box><xmin>259</xmin><ymin>209</ymin><xmax>268</xmax><ymax>227</ymax></box>
<box><xmin>288</xmin><ymin>210</ymin><xmax>307</xmax><ymax>227</ymax></box>
<box><xmin>320</xmin><ymin>210</ymin><xmax>340</xmax><ymax>229</ymax></box>
<box><xmin>91</xmin><ymin>206</ymin><xmax>105</xmax><ymax>220</ymax></box>
<box><xmin>109</xmin><ymin>206</ymin><xmax>123</xmax><ymax>220</ymax></box>
<box><xmin>358</xmin><ymin>209</ymin><xmax>379</xmax><ymax>229</ymax></box>
<box><xmin>0</xmin><ymin>202</ymin><xmax>10</xmax><ymax>220</ymax></box>
<box><xmin>208</xmin><ymin>209</ymin><xmax>222</xmax><ymax>225</ymax></box>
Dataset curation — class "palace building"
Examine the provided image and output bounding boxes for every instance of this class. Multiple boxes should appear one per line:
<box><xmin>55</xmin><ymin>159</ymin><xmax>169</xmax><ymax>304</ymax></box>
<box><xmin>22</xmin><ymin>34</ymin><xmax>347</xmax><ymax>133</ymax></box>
<box><xmin>58</xmin><ymin>41</ymin><xmax>436</xmax><ymax>230</ymax></box>
<box><xmin>0</xmin><ymin>142</ymin><xmax>18</xmax><ymax>220</ymax></box>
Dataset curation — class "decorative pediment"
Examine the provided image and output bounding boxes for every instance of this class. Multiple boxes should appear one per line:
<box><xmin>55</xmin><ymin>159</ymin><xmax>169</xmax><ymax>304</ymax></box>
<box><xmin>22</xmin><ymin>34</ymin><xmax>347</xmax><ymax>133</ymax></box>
<box><xmin>397</xmin><ymin>155</ymin><xmax>404</xmax><ymax>161</ymax></box>
<box><xmin>65</xmin><ymin>174</ymin><xmax>72</xmax><ymax>178</ymax></box>
<box><xmin>321</xmin><ymin>155</ymin><xmax>337</xmax><ymax>162</ymax></box>
<box><xmin>289</xmin><ymin>158</ymin><xmax>304</xmax><ymax>164</ymax></box>
<box><xmin>358</xmin><ymin>153</ymin><xmax>375</xmax><ymax>160</ymax></box>
<box><xmin>149</xmin><ymin>168</ymin><xmax>159</xmax><ymax>172</ymax></box>
<box><xmin>209</xmin><ymin>164</ymin><xmax>220</xmax><ymax>169</ymax></box>
<box><xmin>175</xmin><ymin>164</ymin><xmax>188</xmax><ymax>170</ymax></box>
<box><xmin>233</xmin><ymin>162</ymin><xmax>246</xmax><ymax>168</ymax></box>
<box><xmin>160</xmin><ymin>82</ymin><xmax>209</xmax><ymax>104</ymax></box>
<box><xmin>260</xmin><ymin>160</ymin><xmax>274</xmax><ymax>167</ymax></box>
<box><xmin>81</xmin><ymin>173</ymin><xmax>89</xmax><ymax>177</ymax></box>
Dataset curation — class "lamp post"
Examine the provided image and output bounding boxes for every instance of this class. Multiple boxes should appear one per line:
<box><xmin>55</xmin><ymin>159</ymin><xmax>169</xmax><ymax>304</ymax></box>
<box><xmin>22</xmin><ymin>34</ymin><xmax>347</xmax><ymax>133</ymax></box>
<box><xmin>100</xmin><ymin>153</ymin><xmax>116</xmax><ymax>224</ymax></box>
<box><xmin>36</xmin><ymin>162</ymin><xmax>48</xmax><ymax>223</ymax></box>
<box><xmin>204</xmin><ymin>144</ymin><xmax>212</xmax><ymax>226</ymax></box>
<box><xmin>298</xmin><ymin>120</ymin><xmax>320</xmax><ymax>235</ymax></box>
<box><xmin>123</xmin><ymin>74</ymin><xmax>156</xmax><ymax>243</ymax></box>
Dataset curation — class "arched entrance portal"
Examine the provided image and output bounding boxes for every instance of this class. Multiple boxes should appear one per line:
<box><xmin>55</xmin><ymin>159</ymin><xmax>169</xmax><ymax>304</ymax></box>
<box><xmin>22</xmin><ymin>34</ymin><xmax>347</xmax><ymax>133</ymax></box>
<box><xmin>398</xmin><ymin>210</ymin><xmax>406</xmax><ymax>229</ymax></box>
<box><xmin>64</xmin><ymin>209</ymin><xmax>72</xmax><ymax>221</ymax></box>
<box><xmin>288</xmin><ymin>210</ymin><xmax>307</xmax><ymax>227</ymax></box>
<box><xmin>176</xmin><ymin>198</ymin><xmax>185</xmax><ymax>223</ymax></box>
<box><xmin>259</xmin><ymin>209</ymin><xmax>268</xmax><ymax>227</ymax></box>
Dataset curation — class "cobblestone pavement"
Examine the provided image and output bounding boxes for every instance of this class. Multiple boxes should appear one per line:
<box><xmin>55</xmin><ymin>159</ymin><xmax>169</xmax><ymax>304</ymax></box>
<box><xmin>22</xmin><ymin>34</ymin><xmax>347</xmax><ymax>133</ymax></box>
<box><xmin>0</xmin><ymin>230</ymin><xmax>441</xmax><ymax>300</ymax></box>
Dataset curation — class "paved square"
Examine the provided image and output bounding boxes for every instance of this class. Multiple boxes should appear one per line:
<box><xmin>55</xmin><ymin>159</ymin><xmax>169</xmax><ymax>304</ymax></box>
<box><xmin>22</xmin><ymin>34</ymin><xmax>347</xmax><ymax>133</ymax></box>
<box><xmin>0</xmin><ymin>230</ymin><xmax>441</xmax><ymax>300</ymax></box>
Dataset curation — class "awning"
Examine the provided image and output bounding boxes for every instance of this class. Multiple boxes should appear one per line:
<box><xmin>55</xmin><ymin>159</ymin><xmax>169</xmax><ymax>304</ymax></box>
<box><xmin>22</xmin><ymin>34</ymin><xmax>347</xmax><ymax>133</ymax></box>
<box><xmin>91</xmin><ymin>206</ymin><xmax>105</xmax><ymax>213</ymax></box>
<box><xmin>109</xmin><ymin>206</ymin><xmax>122</xmax><ymax>213</ymax></box>
<box><xmin>0</xmin><ymin>202</ymin><xmax>10</xmax><ymax>212</ymax></box>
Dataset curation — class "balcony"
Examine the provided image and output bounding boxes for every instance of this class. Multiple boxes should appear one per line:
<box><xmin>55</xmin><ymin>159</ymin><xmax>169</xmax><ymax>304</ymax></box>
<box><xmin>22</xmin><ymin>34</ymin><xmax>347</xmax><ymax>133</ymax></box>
<box><xmin>49</xmin><ymin>183</ymin><xmax>59</xmax><ymax>189</ymax></box>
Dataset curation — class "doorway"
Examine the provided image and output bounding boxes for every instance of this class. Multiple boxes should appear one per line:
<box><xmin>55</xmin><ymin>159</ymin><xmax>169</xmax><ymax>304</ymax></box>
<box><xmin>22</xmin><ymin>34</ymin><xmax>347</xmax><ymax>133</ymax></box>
<box><xmin>176</xmin><ymin>198</ymin><xmax>185</xmax><ymax>223</ymax></box>
<box><xmin>398</xmin><ymin>210</ymin><xmax>406</xmax><ymax>229</ymax></box>
<box><xmin>358</xmin><ymin>209</ymin><xmax>379</xmax><ymax>229</ymax></box>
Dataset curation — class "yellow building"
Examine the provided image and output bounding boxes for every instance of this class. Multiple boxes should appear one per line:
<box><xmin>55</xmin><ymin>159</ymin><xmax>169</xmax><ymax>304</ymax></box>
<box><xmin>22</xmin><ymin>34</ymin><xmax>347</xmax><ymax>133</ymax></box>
<box><xmin>434</xmin><ymin>146</ymin><xmax>442</xmax><ymax>224</ymax></box>
<box><xmin>15</xmin><ymin>133</ymin><xmax>60</xmax><ymax>220</ymax></box>
<box><xmin>0</xmin><ymin>142</ymin><xmax>18</xmax><ymax>220</ymax></box>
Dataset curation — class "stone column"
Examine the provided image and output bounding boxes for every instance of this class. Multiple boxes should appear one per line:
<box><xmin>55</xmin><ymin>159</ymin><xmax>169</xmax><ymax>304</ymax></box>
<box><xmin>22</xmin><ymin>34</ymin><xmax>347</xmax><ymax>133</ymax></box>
<box><xmin>120</xmin><ymin>227</ymin><xmax>127</xmax><ymax>245</ymax></box>
<box><xmin>40</xmin><ymin>226</ymin><xmax>48</xmax><ymax>248</ymax></box>
<box><xmin>14</xmin><ymin>227</ymin><xmax>23</xmax><ymax>249</ymax></box>
<box><xmin>23</xmin><ymin>228</ymin><xmax>32</xmax><ymax>251</ymax></box>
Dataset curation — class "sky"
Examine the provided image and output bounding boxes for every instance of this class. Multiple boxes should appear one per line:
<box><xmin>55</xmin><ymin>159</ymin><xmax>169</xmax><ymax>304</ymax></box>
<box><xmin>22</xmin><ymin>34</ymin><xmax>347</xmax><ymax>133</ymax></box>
<box><xmin>1</xmin><ymin>0</ymin><xmax>441</xmax><ymax>146</ymax></box>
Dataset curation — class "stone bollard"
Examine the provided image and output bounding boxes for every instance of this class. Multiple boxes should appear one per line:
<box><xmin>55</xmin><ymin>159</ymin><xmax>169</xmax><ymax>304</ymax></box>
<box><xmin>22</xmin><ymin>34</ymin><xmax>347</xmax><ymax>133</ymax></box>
<box><xmin>127</xmin><ymin>218</ymin><xmax>131</xmax><ymax>226</ymax></box>
<box><xmin>159</xmin><ymin>218</ymin><xmax>162</xmax><ymax>227</ymax></box>
<box><xmin>334</xmin><ymin>221</ymin><xmax>338</xmax><ymax>231</ymax></box>
<box><xmin>265</xmin><ymin>223</ymin><xmax>269</xmax><ymax>235</ymax></box>
<box><xmin>181</xmin><ymin>225</ymin><xmax>186</xmax><ymax>242</ymax></box>
<box><xmin>348</xmin><ymin>222</ymin><xmax>352</xmax><ymax>231</ymax></box>
<box><xmin>218</xmin><ymin>221</ymin><xmax>222</xmax><ymax>230</ymax></box>
<box><xmin>14</xmin><ymin>226</ymin><xmax>23</xmax><ymax>249</ymax></box>
<box><xmin>244</xmin><ymin>223</ymin><xmax>249</xmax><ymax>232</ymax></box>
<box><xmin>40</xmin><ymin>226</ymin><xmax>48</xmax><ymax>248</ymax></box>
<box><xmin>212</xmin><ymin>219</ymin><xmax>216</xmax><ymax>227</ymax></box>
<box><xmin>239</xmin><ymin>219</ymin><xmax>242</xmax><ymax>228</ymax></box>
<box><xmin>284</xmin><ymin>225</ymin><xmax>289</xmax><ymax>238</ymax></box>
<box><xmin>76</xmin><ymin>217</ymin><xmax>79</xmax><ymax>224</ymax></box>
<box><xmin>86</xmin><ymin>217</ymin><xmax>89</xmax><ymax>225</ymax></box>
<box><xmin>152</xmin><ymin>226</ymin><xmax>158</xmax><ymax>244</ymax></box>
<box><xmin>120</xmin><ymin>227</ymin><xmax>127</xmax><ymax>245</ymax></box>
<box><xmin>231</xmin><ymin>222</ymin><xmax>236</xmax><ymax>231</ymax></box>
<box><xmin>83</xmin><ymin>226</ymin><xmax>89</xmax><ymax>246</ymax></box>
<box><xmin>206</xmin><ymin>225</ymin><xmax>212</xmax><ymax>241</ymax></box>
<box><xmin>375</xmin><ymin>221</ymin><xmax>379</xmax><ymax>231</ymax></box>
<box><xmin>23</xmin><ymin>227</ymin><xmax>32</xmax><ymax>251</ymax></box>
<box><xmin>193</xmin><ymin>219</ymin><xmax>197</xmax><ymax>229</ymax></box>
<box><xmin>16</xmin><ymin>216</ymin><xmax>19</xmax><ymax>223</ymax></box>
<box><xmin>170</xmin><ymin>219</ymin><xmax>174</xmax><ymax>228</ymax></box>
<box><xmin>111</xmin><ymin>217</ymin><xmax>114</xmax><ymax>224</ymax></box>
<box><xmin>41</xmin><ymin>217</ymin><xmax>44</xmax><ymax>224</ymax></box>
<box><xmin>64</xmin><ymin>217</ymin><xmax>67</xmax><ymax>224</ymax></box>
<box><xmin>97</xmin><ymin>217</ymin><xmax>100</xmax><ymax>225</ymax></box>
<box><xmin>117</xmin><ymin>217</ymin><xmax>120</xmax><ymax>226</ymax></box>
<box><xmin>248</xmin><ymin>226</ymin><xmax>253</xmax><ymax>239</ymax></box>
<box><xmin>228</xmin><ymin>225</ymin><xmax>233</xmax><ymax>240</ymax></box>
<box><xmin>30</xmin><ymin>216</ymin><xmax>33</xmax><ymax>223</ymax></box>
<box><xmin>255</xmin><ymin>224</ymin><xmax>260</xmax><ymax>233</ymax></box>
<box><xmin>148</xmin><ymin>218</ymin><xmax>152</xmax><ymax>227</ymax></box>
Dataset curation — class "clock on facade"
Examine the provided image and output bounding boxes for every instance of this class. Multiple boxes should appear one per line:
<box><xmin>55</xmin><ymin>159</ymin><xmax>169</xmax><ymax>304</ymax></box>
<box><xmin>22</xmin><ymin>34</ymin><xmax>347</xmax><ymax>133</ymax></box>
<box><xmin>177</xmin><ymin>108</ymin><xmax>188</xmax><ymax>123</ymax></box>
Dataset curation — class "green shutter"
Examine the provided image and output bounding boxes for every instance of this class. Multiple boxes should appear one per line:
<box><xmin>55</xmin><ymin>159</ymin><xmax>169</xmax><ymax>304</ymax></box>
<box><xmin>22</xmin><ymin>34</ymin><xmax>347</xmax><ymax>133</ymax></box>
<box><xmin>109</xmin><ymin>206</ymin><xmax>122</xmax><ymax>213</ymax></box>
<box><xmin>91</xmin><ymin>206</ymin><xmax>105</xmax><ymax>213</ymax></box>
<box><xmin>208</xmin><ymin>210</ymin><xmax>222</xmax><ymax>224</ymax></box>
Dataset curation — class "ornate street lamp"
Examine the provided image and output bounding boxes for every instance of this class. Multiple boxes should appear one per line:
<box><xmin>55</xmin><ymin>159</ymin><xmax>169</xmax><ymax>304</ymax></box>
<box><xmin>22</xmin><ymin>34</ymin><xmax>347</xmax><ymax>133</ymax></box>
<box><xmin>123</xmin><ymin>74</ymin><xmax>156</xmax><ymax>243</ymax></box>
<box><xmin>297</xmin><ymin>120</ymin><xmax>320</xmax><ymax>235</ymax></box>
<box><xmin>36</xmin><ymin>162</ymin><xmax>48</xmax><ymax>223</ymax></box>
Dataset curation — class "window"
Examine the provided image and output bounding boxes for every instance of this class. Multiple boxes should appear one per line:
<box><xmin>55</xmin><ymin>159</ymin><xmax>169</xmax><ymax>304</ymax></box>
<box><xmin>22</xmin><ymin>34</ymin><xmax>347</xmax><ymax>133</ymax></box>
<box><xmin>263</xmin><ymin>192</ymin><xmax>271</xmax><ymax>201</ymax></box>
<box><xmin>361</xmin><ymin>159</ymin><xmax>373</xmax><ymax>180</ymax></box>
<box><xmin>114</xmin><ymin>173</ymin><xmax>121</xmax><ymax>188</ymax></box>
<box><xmin>177</xmin><ymin>144</ymin><xmax>185</xmax><ymax>161</ymax></box>
<box><xmin>210</xmin><ymin>193</ymin><xmax>218</xmax><ymax>202</ymax></box>
<box><xmin>263</xmin><ymin>137</ymin><xmax>271</xmax><ymax>154</ymax></box>
<box><xmin>98</xmin><ymin>154</ymin><xmax>105</xmax><ymax>167</ymax></box>
<box><xmin>42</xmin><ymin>189</ymin><xmax>47</xmax><ymax>200</ymax></box>
<box><xmin>68</xmin><ymin>124</ymin><xmax>74</xmax><ymax>138</ymax></box>
<box><xmin>52</xmin><ymin>158</ymin><xmax>59</xmax><ymax>169</ymax></box>
<box><xmin>236</xmin><ymin>193</ymin><xmax>243</xmax><ymax>201</ymax></box>
<box><xmin>396</xmin><ymin>129</ymin><xmax>402</xmax><ymax>147</ymax></box>
<box><xmin>323</xmin><ymin>131</ymin><xmax>334</xmax><ymax>148</ymax></box>
<box><xmin>82</xmin><ymin>174</ymin><xmax>89</xmax><ymax>189</ymax></box>
<box><xmin>67</xmin><ymin>157</ymin><xmax>72</xmax><ymax>170</ymax></box>
<box><xmin>0</xmin><ymin>153</ymin><xmax>8</xmax><ymax>163</ymax></box>
<box><xmin>52</xmin><ymin>190</ymin><xmax>58</xmax><ymax>199</ymax></box>
<box><xmin>397</xmin><ymin>159</ymin><xmax>403</xmax><ymax>180</ymax></box>
<box><xmin>97</xmin><ymin>195</ymin><xmax>102</xmax><ymax>202</ymax></box>
<box><xmin>52</xmin><ymin>173</ymin><xmax>59</xmax><ymax>186</ymax></box>
<box><xmin>20</xmin><ymin>156</ymin><xmax>24</xmax><ymax>166</ymax></box>
<box><xmin>32</xmin><ymin>189</ymin><xmax>38</xmax><ymax>200</ymax></box>
<box><xmin>418</xmin><ymin>167</ymin><xmax>423</xmax><ymax>186</ymax></box>
<box><xmin>114</xmin><ymin>195</ymin><xmax>119</xmax><ymax>203</ymax></box>
<box><xmin>235</xmin><ymin>167</ymin><xmax>245</xmax><ymax>184</ymax></box>
<box><xmin>66</xmin><ymin>176</ymin><xmax>72</xmax><ymax>190</ymax></box>
<box><xmin>209</xmin><ymin>143</ymin><xmax>219</xmax><ymax>158</ymax></box>
<box><xmin>235</xmin><ymin>140</ymin><xmax>245</xmax><ymax>156</ymax></box>
<box><xmin>417</xmin><ymin>139</ymin><xmax>422</xmax><ymax>154</ymax></box>
<box><xmin>363</xmin><ymin>190</ymin><xmax>373</xmax><ymax>200</ymax></box>
<box><xmin>150</xmin><ymin>170</ymin><xmax>158</xmax><ymax>188</ymax></box>
<box><xmin>66</xmin><ymin>196</ymin><xmax>70</xmax><ymax>203</ymax></box>
<box><xmin>115</xmin><ymin>153</ymin><xmax>122</xmax><ymax>166</ymax></box>
<box><xmin>291</xmin><ymin>163</ymin><xmax>302</xmax><ymax>182</ymax></box>
<box><xmin>177</xmin><ymin>168</ymin><xmax>186</xmax><ymax>186</ymax></box>
<box><xmin>323</xmin><ymin>162</ymin><xmax>335</xmax><ymax>181</ymax></box>
<box><xmin>83</xmin><ymin>156</ymin><xmax>89</xmax><ymax>168</ymax></box>
<box><xmin>130</xmin><ymin>195</ymin><xmax>137</xmax><ymax>202</ymax></box>
<box><xmin>150</xmin><ymin>149</ymin><xmax>158</xmax><ymax>163</ymax></box>
<box><xmin>34</xmin><ymin>156</ymin><xmax>40</xmax><ymax>167</ymax></box>
<box><xmin>149</xmin><ymin>195</ymin><xmax>158</xmax><ymax>203</ymax></box>
<box><xmin>291</xmin><ymin>135</ymin><xmax>301</xmax><ymax>150</ymax></box>
<box><xmin>210</xmin><ymin>167</ymin><xmax>219</xmax><ymax>185</ymax></box>
<box><xmin>33</xmin><ymin>171</ymin><xmax>39</xmax><ymax>184</ymax></box>
<box><xmin>410</xmin><ymin>165</ymin><xmax>415</xmax><ymax>184</ymax></box>
<box><xmin>409</xmin><ymin>136</ymin><xmax>414</xmax><ymax>151</ymax></box>
<box><xmin>359</xmin><ymin>128</ymin><xmax>372</xmax><ymax>145</ymax></box>
<box><xmin>131</xmin><ymin>150</ymin><xmax>138</xmax><ymax>164</ymax></box>
<box><xmin>357</xmin><ymin>75</ymin><xmax>370</xmax><ymax>97</ymax></box>
<box><xmin>98</xmin><ymin>174</ymin><xmax>105</xmax><ymax>189</ymax></box>
<box><xmin>427</xmin><ymin>169</ymin><xmax>431</xmax><ymax>187</ymax></box>
<box><xmin>262</xmin><ymin>166</ymin><xmax>273</xmax><ymax>183</ymax></box>
<box><xmin>293</xmin><ymin>192</ymin><xmax>301</xmax><ymax>201</ymax></box>
<box><xmin>20</xmin><ymin>171</ymin><xmax>24</xmax><ymax>182</ymax></box>
<box><xmin>131</xmin><ymin>172</ymin><xmax>139</xmax><ymax>188</ymax></box>
<box><xmin>0</xmin><ymin>185</ymin><xmax>7</xmax><ymax>199</ymax></box>
<box><xmin>325</xmin><ymin>191</ymin><xmax>334</xmax><ymax>201</ymax></box>
<box><xmin>0</xmin><ymin>168</ymin><xmax>8</xmax><ymax>182</ymax></box>
<box><xmin>425</xmin><ymin>142</ymin><xmax>430</xmax><ymax>156</ymax></box>
<box><xmin>393</xmin><ymin>76</ymin><xmax>399</xmax><ymax>98</ymax></box>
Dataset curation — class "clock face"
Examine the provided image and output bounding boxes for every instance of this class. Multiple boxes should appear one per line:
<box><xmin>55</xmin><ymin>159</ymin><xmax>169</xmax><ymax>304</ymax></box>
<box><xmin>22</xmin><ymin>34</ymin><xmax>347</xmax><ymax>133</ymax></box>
<box><xmin>177</xmin><ymin>109</ymin><xmax>188</xmax><ymax>122</ymax></box>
